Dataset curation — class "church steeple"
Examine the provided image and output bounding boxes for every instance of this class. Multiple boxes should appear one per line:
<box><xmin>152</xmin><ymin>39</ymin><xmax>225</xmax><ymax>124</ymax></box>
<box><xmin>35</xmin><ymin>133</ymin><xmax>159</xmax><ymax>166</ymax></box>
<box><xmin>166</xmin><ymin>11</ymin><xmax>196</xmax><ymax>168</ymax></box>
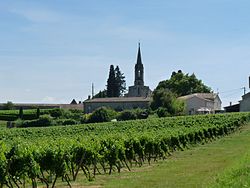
<box><xmin>128</xmin><ymin>43</ymin><xmax>152</xmax><ymax>97</ymax></box>
<box><xmin>136</xmin><ymin>42</ymin><xmax>142</xmax><ymax>65</ymax></box>
<box><xmin>134</xmin><ymin>43</ymin><xmax>144</xmax><ymax>86</ymax></box>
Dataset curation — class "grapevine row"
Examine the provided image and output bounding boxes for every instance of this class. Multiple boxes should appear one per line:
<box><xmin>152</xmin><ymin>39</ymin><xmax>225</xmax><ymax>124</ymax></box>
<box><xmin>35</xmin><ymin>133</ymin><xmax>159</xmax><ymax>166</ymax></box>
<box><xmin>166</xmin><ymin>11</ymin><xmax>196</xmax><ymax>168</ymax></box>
<box><xmin>0</xmin><ymin>113</ymin><xmax>249</xmax><ymax>187</ymax></box>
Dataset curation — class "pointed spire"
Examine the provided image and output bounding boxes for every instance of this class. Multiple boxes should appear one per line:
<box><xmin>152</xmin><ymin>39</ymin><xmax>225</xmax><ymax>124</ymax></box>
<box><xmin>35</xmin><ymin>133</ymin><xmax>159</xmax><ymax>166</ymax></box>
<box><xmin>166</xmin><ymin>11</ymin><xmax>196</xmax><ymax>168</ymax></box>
<box><xmin>136</xmin><ymin>42</ymin><xmax>142</xmax><ymax>65</ymax></box>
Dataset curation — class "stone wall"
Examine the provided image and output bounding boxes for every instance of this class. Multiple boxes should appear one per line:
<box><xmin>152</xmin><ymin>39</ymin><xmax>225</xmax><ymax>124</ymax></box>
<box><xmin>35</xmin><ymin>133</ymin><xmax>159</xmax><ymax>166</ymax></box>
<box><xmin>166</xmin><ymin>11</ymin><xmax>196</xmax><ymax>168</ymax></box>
<box><xmin>84</xmin><ymin>100</ymin><xmax>150</xmax><ymax>113</ymax></box>
<box><xmin>127</xmin><ymin>85</ymin><xmax>152</xmax><ymax>97</ymax></box>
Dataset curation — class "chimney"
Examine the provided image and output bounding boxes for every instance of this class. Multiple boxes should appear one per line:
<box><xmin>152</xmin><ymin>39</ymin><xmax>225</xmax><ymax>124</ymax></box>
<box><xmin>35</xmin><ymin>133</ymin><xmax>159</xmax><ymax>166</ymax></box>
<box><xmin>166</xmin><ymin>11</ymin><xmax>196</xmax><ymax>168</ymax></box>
<box><xmin>230</xmin><ymin>102</ymin><xmax>232</xmax><ymax>106</ymax></box>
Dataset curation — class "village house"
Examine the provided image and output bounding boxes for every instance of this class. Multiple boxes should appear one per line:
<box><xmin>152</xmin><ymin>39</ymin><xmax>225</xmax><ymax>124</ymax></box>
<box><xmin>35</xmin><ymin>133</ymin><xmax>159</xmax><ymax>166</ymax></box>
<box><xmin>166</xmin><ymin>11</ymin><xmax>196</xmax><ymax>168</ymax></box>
<box><xmin>240</xmin><ymin>92</ymin><xmax>250</xmax><ymax>112</ymax></box>
<box><xmin>179</xmin><ymin>93</ymin><xmax>222</xmax><ymax>115</ymax></box>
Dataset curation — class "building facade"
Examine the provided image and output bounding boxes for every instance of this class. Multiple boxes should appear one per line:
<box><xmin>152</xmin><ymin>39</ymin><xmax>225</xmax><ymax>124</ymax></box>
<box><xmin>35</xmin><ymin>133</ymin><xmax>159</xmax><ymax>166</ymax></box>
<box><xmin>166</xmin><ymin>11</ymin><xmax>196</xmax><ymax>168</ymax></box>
<box><xmin>84</xmin><ymin>97</ymin><xmax>151</xmax><ymax>113</ymax></box>
<box><xmin>240</xmin><ymin>92</ymin><xmax>250</xmax><ymax>112</ymax></box>
<box><xmin>179</xmin><ymin>93</ymin><xmax>222</xmax><ymax>115</ymax></box>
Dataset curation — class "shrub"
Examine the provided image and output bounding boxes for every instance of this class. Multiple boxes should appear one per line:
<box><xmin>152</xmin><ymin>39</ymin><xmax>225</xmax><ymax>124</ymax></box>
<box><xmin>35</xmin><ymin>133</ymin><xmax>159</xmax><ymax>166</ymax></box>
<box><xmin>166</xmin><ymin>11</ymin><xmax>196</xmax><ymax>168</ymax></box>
<box><xmin>156</xmin><ymin>107</ymin><xmax>170</xmax><ymax>117</ymax></box>
<box><xmin>0</xmin><ymin>114</ymin><xmax>17</xmax><ymax>121</ymax></box>
<box><xmin>134</xmin><ymin>108</ymin><xmax>149</xmax><ymax>119</ymax></box>
<box><xmin>55</xmin><ymin>119</ymin><xmax>78</xmax><ymax>126</ymax></box>
<box><xmin>19</xmin><ymin>115</ymin><xmax>54</xmax><ymax>128</ymax></box>
<box><xmin>117</xmin><ymin>110</ymin><xmax>137</xmax><ymax>121</ymax></box>
<box><xmin>88</xmin><ymin>107</ymin><xmax>117</xmax><ymax>123</ymax></box>
<box><xmin>49</xmin><ymin>108</ymin><xmax>64</xmax><ymax>118</ymax></box>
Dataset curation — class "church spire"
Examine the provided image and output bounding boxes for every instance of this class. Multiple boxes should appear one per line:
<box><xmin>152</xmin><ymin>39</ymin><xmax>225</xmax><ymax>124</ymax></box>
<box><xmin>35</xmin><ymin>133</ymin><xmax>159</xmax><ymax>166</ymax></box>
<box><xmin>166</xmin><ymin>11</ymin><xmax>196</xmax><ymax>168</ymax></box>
<box><xmin>134</xmin><ymin>42</ymin><xmax>144</xmax><ymax>86</ymax></box>
<box><xmin>136</xmin><ymin>42</ymin><xmax>142</xmax><ymax>65</ymax></box>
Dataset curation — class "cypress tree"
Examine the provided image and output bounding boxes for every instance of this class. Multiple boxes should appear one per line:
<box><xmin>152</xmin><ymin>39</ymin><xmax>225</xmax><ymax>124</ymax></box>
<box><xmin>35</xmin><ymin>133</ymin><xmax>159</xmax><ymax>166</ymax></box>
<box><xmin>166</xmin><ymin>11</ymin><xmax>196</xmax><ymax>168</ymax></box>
<box><xmin>107</xmin><ymin>65</ymin><xmax>116</xmax><ymax>97</ymax></box>
<box><xmin>115</xmin><ymin>66</ymin><xmax>126</xmax><ymax>97</ymax></box>
<box><xmin>19</xmin><ymin>107</ymin><xmax>23</xmax><ymax>119</ymax></box>
<box><xmin>36</xmin><ymin>108</ymin><xmax>40</xmax><ymax>119</ymax></box>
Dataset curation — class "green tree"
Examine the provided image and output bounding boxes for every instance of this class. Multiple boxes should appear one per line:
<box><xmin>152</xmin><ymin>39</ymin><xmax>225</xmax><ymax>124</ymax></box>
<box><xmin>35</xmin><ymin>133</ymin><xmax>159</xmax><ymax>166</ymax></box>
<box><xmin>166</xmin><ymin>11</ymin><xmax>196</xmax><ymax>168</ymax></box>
<box><xmin>115</xmin><ymin>66</ymin><xmax>126</xmax><ymax>96</ymax></box>
<box><xmin>150</xmin><ymin>88</ymin><xmax>185</xmax><ymax>116</ymax></box>
<box><xmin>36</xmin><ymin>108</ymin><xmax>40</xmax><ymax>119</ymax></box>
<box><xmin>156</xmin><ymin>70</ymin><xmax>211</xmax><ymax>97</ymax></box>
<box><xmin>19</xmin><ymin>107</ymin><xmax>23</xmax><ymax>119</ymax></box>
<box><xmin>88</xmin><ymin>107</ymin><xmax>117</xmax><ymax>123</ymax></box>
<box><xmin>107</xmin><ymin>65</ymin><xmax>116</xmax><ymax>97</ymax></box>
<box><xmin>93</xmin><ymin>90</ymin><xmax>107</xmax><ymax>98</ymax></box>
<box><xmin>106</xmin><ymin>65</ymin><xmax>126</xmax><ymax>97</ymax></box>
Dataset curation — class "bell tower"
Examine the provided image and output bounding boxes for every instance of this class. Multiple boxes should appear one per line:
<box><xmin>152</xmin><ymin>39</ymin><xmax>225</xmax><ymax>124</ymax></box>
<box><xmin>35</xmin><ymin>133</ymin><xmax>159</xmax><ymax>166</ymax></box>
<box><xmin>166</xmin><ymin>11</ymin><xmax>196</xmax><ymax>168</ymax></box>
<box><xmin>127</xmin><ymin>43</ymin><xmax>152</xmax><ymax>97</ymax></box>
<box><xmin>134</xmin><ymin>43</ymin><xmax>144</xmax><ymax>86</ymax></box>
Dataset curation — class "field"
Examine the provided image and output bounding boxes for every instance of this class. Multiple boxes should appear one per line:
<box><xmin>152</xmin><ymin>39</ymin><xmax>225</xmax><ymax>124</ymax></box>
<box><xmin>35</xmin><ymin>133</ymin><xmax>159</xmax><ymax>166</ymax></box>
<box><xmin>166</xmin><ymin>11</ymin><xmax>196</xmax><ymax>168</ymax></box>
<box><xmin>0</xmin><ymin>113</ymin><xmax>249</xmax><ymax>187</ymax></box>
<box><xmin>70</xmin><ymin>123</ymin><xmax>250</xmax><ymax>188</ymax></box>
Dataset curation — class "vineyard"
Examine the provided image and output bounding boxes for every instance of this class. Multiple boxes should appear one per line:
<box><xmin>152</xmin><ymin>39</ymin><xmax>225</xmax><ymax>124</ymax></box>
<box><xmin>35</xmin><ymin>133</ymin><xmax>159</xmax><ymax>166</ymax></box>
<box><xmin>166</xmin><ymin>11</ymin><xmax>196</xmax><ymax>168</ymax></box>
<box><xmin>0</xmin><ymin>109</ymin><xmax>53</xmax><ymax>121</ymax></box>
<box><xmin>0</xmin><ymin>113</ymin><xmax>249</xmax><ymax>188</ymax></box>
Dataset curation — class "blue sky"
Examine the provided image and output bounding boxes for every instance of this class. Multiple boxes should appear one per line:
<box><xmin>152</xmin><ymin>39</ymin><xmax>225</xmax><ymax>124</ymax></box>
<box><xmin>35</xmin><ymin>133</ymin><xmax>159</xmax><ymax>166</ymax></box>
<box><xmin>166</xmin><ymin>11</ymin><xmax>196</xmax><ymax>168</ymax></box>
<box><xmin>0</xmin><ymin>0</ymin><xmax>249</xmax><ymax>106</ymax></box>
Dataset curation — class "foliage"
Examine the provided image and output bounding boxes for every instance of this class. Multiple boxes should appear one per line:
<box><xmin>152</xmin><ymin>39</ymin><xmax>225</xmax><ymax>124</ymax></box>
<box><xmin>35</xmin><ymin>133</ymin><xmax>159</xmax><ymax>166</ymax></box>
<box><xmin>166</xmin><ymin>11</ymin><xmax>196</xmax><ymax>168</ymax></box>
<box><xmin>134</xmin><ymin>108</ymin><xmax>149</xmax><ymax>119</ymax></box>
<box><xmin>49</xmin><ymin>108</ymin><xmax>64</xmax><ymax>118</ymax></box>
<box><xmin>36</xmin><ymin>108</ymin><xmax>40</xmax><ymax>119</ymax></box>
<box><xmin>150</xmin><ymin>88</ymin><xmax>185</xmax><ymax>115</ymax></box>
<box><xmin>0</xmin><ymin>113</ymin><xmax>249</xmax><ymax>187</ymax></box>
<box><xmin>93</xmin><ymin>89</ymin><xmax>107</xmax><ymax>98</ymax></box>
<box><xmin>117</xmin><ymin>109</ymin><xmax>149</xmax><ymax>121</ymax></box>
<box><xmin>156</xmin><ymin>70</ymin><xmax>211</xmax><ymax>97</ymax></box>
<box><xmin>107</xmin><ymin>65</ymin><xmax>116</xmax><ymax>97</ymax></box>
<box><xmin>19</xmin><ymin>107</ymin><xmax>23</xmax><ymax>119</ymax></box>
<box><xmin>88</xmin><ymin>107</ymin><xmax>118</xmax><ymax>123</ymax></box>
<box><xmin>156</xmin><ymin>107</ymin><xmax>170</xmax><ymax>117</ymax></box>
<box><xmin>2</xmin><ymin>101</ymin><xmax>14</xmax><ymax>110</ymax></box>
<box><xmin>107</xmin><ymin>65</ymin><xmax>126</xmax><ymax>97</ymax></box>
<box><xmin>117</xmin><ymin>110</ymin><xmax>137</xmax><ymax>121</ymax></box>
<box><xmin>56</xmin><ymin>118</ymin><xmax>79</xmax><ymax>126</ymax></box>
<box><xmin>16</xmin><ymin>115</ymin><xmax>54</xmax><ymax>128</ymax></box>
<box><xmin>115</xmin><ymin>66</ymin><xmax>126</xmax><ymax>96</ymax></box>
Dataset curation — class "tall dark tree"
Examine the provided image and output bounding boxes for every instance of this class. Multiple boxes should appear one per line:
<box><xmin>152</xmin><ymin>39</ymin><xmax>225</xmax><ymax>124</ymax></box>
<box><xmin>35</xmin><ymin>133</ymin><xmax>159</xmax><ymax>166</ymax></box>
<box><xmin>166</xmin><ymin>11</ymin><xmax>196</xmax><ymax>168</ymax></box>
<box><xmin>156</xmin><ymin>70</ymin><xmax>211</xmax><ymax>97</ymax></box>
<box><xmin>115</xmin><ymin>66</ymin><xmax>126</xmax><ymax>97</ymax></box>
<box><xmin>106</xmin><ymin>65</ymin><xmax>126</xmax><ymax>97</ymax></box>
<box><xmin>107</xmin><ymin>65</ymin><xmax>116</xmax><ymax>97</ymax></box>
<box><xmin>19</xmin><ymin>107</ymin><xmax>23</xmax><ymax>119</ymax></box>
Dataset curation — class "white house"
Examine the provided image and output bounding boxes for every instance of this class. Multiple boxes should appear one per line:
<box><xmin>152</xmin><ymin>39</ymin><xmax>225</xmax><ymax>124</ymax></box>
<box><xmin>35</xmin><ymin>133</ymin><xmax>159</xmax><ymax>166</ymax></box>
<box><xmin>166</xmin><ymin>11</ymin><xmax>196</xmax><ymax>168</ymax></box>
<box><xmin>179</xmin><ymin>93</ymin><xmax>222</xmax><ymax>115</ymax></box>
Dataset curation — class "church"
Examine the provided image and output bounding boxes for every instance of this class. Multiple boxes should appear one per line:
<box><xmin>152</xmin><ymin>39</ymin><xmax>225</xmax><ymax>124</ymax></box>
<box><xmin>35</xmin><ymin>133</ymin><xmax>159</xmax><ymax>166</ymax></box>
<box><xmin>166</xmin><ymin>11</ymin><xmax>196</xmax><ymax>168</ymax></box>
<box><xmin>127</xmin><ymin>43</ymin><xmax>152</xmax><ymax>97</ymax></box>
<box><xmin>84</xmin><ymin>44</ymin><xmax>152</xmax><ymax>113</ymax></box>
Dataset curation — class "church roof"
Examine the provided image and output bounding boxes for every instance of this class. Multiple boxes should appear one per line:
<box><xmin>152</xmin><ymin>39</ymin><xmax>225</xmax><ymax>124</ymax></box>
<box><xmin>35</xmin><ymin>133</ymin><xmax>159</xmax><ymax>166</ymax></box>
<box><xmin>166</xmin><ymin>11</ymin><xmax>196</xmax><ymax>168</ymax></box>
<box><xmin>84</xmin><ymin>97</ymin><xmax>151</xmax><ymax>103</ymax></box>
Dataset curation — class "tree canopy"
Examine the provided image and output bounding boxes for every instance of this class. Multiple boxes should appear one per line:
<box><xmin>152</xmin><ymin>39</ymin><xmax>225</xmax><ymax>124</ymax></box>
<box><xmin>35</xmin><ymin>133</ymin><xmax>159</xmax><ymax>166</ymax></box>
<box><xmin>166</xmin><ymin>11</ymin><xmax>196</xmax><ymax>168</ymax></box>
<box><xmin>156</xmin><ymin>70</ymin><xmax>211</xmax><ymax>97</ymax></box>
<box><xmin>150</xmin><ymin>88</ymin><xmax>185</xmax><ymax>116</ymax></box>
<box><xmin>93</xmin><ymin>90</ymin><xmax>107</xmax><ymax>98</ymax></box>
<box><xmin>106</xmin><ymin>65</ymin><xmax>126</xmax><ymax>97</ymax></box>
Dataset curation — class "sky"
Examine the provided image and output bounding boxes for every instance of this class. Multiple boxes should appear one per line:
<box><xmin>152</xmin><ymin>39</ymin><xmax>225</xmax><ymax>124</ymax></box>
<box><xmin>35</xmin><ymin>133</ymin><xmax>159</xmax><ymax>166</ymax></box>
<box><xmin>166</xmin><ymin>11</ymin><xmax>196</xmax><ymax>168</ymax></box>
<box><xmin>0</xmin><ymin>0</ymin><xmax>250</xmax><ymax>107</ymax></box>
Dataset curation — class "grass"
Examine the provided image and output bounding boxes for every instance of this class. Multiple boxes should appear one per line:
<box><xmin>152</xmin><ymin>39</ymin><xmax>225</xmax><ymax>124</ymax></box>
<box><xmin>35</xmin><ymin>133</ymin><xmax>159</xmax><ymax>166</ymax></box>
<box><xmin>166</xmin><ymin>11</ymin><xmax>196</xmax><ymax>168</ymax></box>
<box><xmin>61</xmin><ymin>124</ymin><xmax>250</xmax><ymax>188</ymax></box>
<box><xmin>210</xmin><ymin>151</ymin><xmax>250</xmax><ymax>188</ymax></box>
